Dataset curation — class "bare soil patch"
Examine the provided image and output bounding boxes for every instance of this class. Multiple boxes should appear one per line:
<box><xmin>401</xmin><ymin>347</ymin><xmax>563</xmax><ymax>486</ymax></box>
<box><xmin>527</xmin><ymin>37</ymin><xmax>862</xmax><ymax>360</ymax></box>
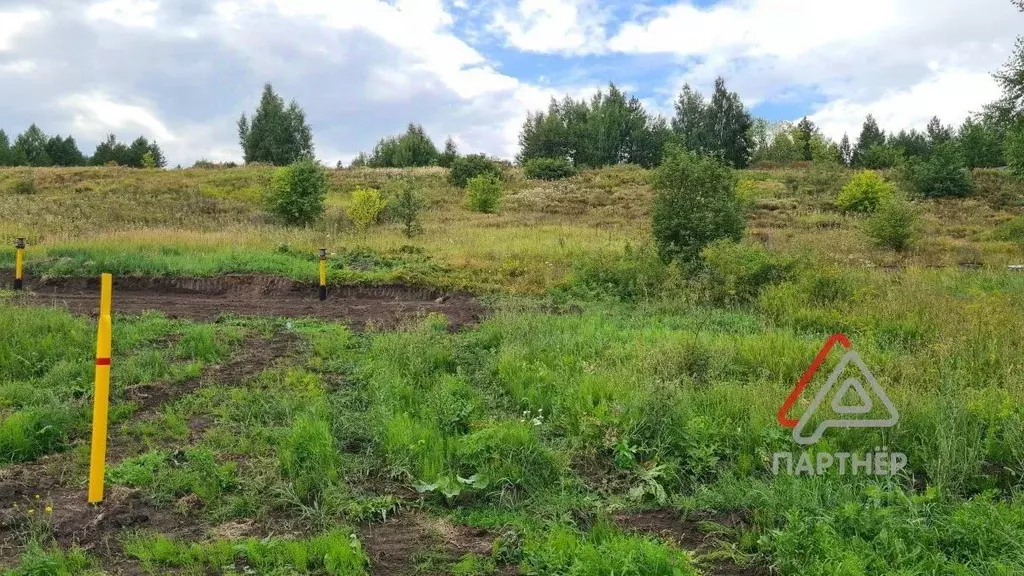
<box><xmin>613</xmin><ymin>508</ymin><xmax>768</xmax><ymax>576</ymax></box>
<box><xmin>359</xmin><ymin>512</ymin><xmax>517</xmax><ymax>575</ymax></box>
<box><xmin>16</xmin><ymin>274</ymin><xmax>485</xmax><ymax>331</ymax></box>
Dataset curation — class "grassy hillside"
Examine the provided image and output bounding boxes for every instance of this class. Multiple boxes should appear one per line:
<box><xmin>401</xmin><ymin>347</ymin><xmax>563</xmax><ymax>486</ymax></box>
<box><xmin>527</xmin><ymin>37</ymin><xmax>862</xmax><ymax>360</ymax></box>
<box><xmin>2</xmin><ymin>164</ymin><xmax>1022</xmax><ymax>292</ymax></box>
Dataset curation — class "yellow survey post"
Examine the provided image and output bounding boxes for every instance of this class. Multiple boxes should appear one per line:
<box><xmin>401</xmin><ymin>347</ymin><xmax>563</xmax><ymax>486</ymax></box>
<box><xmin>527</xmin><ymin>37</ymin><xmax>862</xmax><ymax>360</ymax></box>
<box><xmin>88</xmin><ymin>273</ymin><xmax>113</xmax><ymax>504</ymax></box>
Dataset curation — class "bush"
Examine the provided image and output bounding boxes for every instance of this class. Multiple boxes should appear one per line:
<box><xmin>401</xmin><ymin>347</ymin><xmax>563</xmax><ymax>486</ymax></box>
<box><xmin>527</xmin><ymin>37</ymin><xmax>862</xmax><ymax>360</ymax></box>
<box><xmin>570</xmin><ymin>244</ymin><xmax>671</xmax><ymax>302</ymax></box>
<box><xmin>449</xmin><ymin>154</ymin><xmax>500</xmax><ymax>188</ymax></box>
<box><xmin>650</xmin><ymin>145</ymin><xmax>745</xmax><ymax>264</ymax></box>
<box><xmin>911</xmin><ymin>141</ymin><xmax>974</xmax><ymax>198</ymax></box>
<box><xmin>347</xmin><ymin>188</ymin><xmax>388</xmax><ymax>232</ymax></box>
<box><xmin>455</xmin><ymin>422</ymin><xmax>561</xmax><ymax>491</ymax></box>
<box><xmin>264</xmin><ymin>159</ymin><xmax>328</xmax><ymax>226</ymax></box>
<box><xmin>522</xmin><ymin>157</ymin><xmax>577</xmax><ymax>180</ymax></box>
<box><xmin>466</xmin><ymin>174</ymin><xmax>502</xmax><ymax>213</ymax></box>
<box><xmin>10</xmin><ymin>175</ymin><xmax>36</xmax><ymax>195</ymax></box>
<box><xmin>700</xmin><ymin>239</ymin><xmax>800</xmax><ymax>304</ymax></box>
<box><xmin>834</xmin><ymin>170</ymin><xmax>895</xmax><ymax>213</ymax></box>
<box><xmin>866</xmin><ymin>196</ymin><xmax>920</xmax><ymax>251</ymax></box>
<box><xmin>387</xmin><ymin>182</ymin><xmax>425</xmax><ymax>238</ymax></box>
<box><xmin>1008</xmin><ymin>120</ymin><xmax>1024</xmax><ymax>177</ymax></box>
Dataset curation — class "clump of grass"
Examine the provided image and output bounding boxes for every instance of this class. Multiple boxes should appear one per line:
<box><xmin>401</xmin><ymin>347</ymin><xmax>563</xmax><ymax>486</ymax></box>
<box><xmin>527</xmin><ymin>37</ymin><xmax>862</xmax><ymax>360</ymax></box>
<box><xmin>278</xmin><ymin>411</ymin><xmax>341</xmax><ymax>504</ymax></box>
<box><xmin>521</xmin><ymin>522</ymin><xmax>697</xmax><ymax>575</ymax></box>
<box><xmin>123</xmin><ymin>530</ymin><xmax>368</xmax><ymax>575</ymax></box>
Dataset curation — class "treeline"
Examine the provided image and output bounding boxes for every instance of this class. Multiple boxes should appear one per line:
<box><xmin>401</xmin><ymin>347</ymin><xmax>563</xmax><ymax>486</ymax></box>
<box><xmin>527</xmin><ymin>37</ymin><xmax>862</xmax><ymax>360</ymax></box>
<box><xmin>348</xmin><ymin>79</ymin><xmax>1021</xmax><ymax>176</ymax></box>
<box><xmin>0</xmin><ymin>124</ymin><xmax>166</xmax><ymax>168</ymax></box>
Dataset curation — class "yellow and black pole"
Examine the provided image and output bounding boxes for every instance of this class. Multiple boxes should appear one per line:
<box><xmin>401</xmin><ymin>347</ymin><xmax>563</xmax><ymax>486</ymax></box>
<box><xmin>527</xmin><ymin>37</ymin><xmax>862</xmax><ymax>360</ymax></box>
<box><xmin>13</xmin><ymin>238</ymin><xmax>25</xmax><ymax>290</ymax></box>
<box><xmin>319</xmin><ymin>248</ymin><xmax>328</xmax><ymax>301</ymax></box>
<box><xmin>88</xmin><ymin>273</ymin><xmax>113</xmax><ymax>504</ymax></box>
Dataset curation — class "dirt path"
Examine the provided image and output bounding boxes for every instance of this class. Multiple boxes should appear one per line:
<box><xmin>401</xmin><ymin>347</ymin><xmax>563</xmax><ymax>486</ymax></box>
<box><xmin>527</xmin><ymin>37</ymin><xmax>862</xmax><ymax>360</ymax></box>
<box><xmin>13</xmin><ymin>274</ymin><xmax>485</xmax><ymax>331</ymax></box>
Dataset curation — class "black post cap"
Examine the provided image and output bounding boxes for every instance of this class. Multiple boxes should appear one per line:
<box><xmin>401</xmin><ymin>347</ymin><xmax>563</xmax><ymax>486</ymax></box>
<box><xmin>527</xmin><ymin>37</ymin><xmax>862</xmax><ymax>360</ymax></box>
<box><xmin>15</xmin><ymin>238</ymin><xmax>25</xmax><ymax>249</ymax></box>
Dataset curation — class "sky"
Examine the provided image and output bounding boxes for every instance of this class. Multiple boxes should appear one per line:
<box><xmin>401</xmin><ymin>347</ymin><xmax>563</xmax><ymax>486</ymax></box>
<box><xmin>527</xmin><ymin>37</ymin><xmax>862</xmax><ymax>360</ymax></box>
<box><xmin>0</xmin><ymin>0</ymin><xmax>1020</xmax><ymax>167</ymax></box>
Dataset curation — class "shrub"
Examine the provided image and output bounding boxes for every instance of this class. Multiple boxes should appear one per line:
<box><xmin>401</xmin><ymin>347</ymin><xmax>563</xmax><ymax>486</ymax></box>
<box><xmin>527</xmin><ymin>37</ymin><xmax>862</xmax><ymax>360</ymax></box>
<box><xmin>388</xmin><ymin>183</ymin><xmax>425</xmax><ymax>237</ymax></box>
<box><xmin>10</xmin><ymin>174</ymin><xmax>36</xmax><ymax>195</ymax></box>
<box><xmin>866</xmin><ymin>196</ymin><xmax>920</xmax><ymax>251</ymax></box>
<box><xmin>570</xmin><ymin>243</ymin><xmax>671</xmax><ymax>302</ymax></box>
<box><xmin>449</xmin><ymin>154</ymin><xmax>500</xmax><ymax>188</ymax></box>
<box><xmin>910</xmin><ymin>141</ymin><xmax>974</xmax><ymax>198</ymax></box>
<box><xmin>650</xmin><ymin>145</ymin><xmax>745</xmax><ymax>264</ymax></box>
<box><xmin>264</xmin><ymin>159</ymin><xmax>328</xmax><ymax>226</ymax></box>
<box><xmin>466</xmin><ymin>174</ymin><xmax>502</xmax><ymax>213</ymax></box>
<box><xmin>834</xmin><ymin>170</ymin><xmax>895</xmax><ymax>213</ymax></box>
<box><xmin>456</xmin><ymin>422</ymin><xmax>561</xmax><ymax>491</ymax></box>
<box><xmin>522</xmin><ymin>157</ymin><xmax>577</xmax><ymax>180</ymax></box>
<box><xmin>347</xmin><ymin>188</ymin><xmax>388</xmax><ymax>232</ymax></box>
<box><xmin>1008</xmin><ymin>120</ymin><xmax>1024</xmax><ymax>177</ymax></box>
<box><xmin>700</xmin><ymin>239</ymin><xmax>800</xmax><ymax>304</ymax></box>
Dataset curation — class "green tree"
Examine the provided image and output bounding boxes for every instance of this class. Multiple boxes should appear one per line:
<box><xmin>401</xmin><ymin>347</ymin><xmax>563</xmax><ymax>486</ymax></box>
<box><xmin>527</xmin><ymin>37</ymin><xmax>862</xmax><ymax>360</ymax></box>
<box><xmin>517</xmin><ymin>103</ymin><xmax>569</xmax><ymax>163</ymax></box>
<box><xmin>926</xmin><ymin>116</ymin><xmax>955</xmax><ymax>147</ymax></box>
<box><xmin>264</xmin><ymin>159</ymin><xmax>329</xmax><ymax>225</ymax></box>
<box><xmin>1007</xmin><ymin>119</ymin><xmax>1024</xmax><ymax>176</ymax></box>
<box><xmin>671</xmin><ymin>78</ymin><xmax>753</xmax><ymax>168</ymax></box>
<box><xmin>467</xmin><ymin>173</ymin><xmax>502</xmax><ymax>213</ymax></box>
<box><xmin>13</xmin><ymin>124</ymin><xmax>52</xmax><ymax>166</ymax></box>
<box><xmin>671</xmin><ymin>84</ymin><xmax>708</xmax><ymax>153</ymax></box>
<box><xmin>517</xmin><ymin>84</ymin><xmax>667</xmax><ymax>168</ymax></box>
<box><xmin>366</xmin><ymin>123</ymin><xmax>439</xmax><ymax>168</ymax></box>
<box><xmin>796</xmin><ymin>117</ymin><xmax>816</xmax><ymax>161</ymax></box>
<box><xmin>888</xmin><ymin>129</ymin><xmax>930</xmax><ymax>159</ymax></box>
<box><xmin>90</xmin><ymin>134</ymin><xmax>129</xmax><ymax>166</ymax></box>
<box><xmin>911</xmin><ymin>141</ymin><xmax>974</xmax><ymax>197</ymax></box>
<box><xmin>650</xmin><ymin>144</ymin><xmax>745</xmax><ymax>264</ymax></box>
<box><xmin>238</xmin><ymin>83</ymin><xmax>314</xmax><ymax>165</ymax></box>
<box><xmin>867</xmin><ymin>196</ymin><xmax>920</xmax><ymax>251</ymax></box>
<box><xmin>449</xmin><ymin>154</ymin><xmax>500</xmax><ymax>188</ymax></box>
<box><xmin>853</xmin><ymin>114</ymin><xmax>886</xmax><ymax>167</ymax></box>
<box><xmin>349</xmin><ymin>152</ymin><xmax>368</xmax><ymax>168</ymax></box>
<box><xmin>959</xmin><ymin>116</ymin><xmax>1005</xmax><ymax>169</ymax></box>
<box><xmin>0</xmin><ymin>130</ymin><xmax>11</xmax><ymax>166</ymax></box>
<box><xmin>438</xmin><ymin>136</ymin><xmax>458</xmax><ymax>168</ymax></box>
<box><xmin>839</xmin><ymin>133</ymin><xmax>853</xmax><ymax>167</ymax></box>
<box><xmin>45</xmin><ymin>136</ymin><xmax>85</xmax><ymax>166</ymax></box>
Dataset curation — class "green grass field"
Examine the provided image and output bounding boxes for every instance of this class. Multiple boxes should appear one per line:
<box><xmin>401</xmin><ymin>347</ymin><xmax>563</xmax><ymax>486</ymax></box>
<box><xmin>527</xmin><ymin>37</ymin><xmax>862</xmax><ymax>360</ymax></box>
<box><xmin>2</xmin><ymin>164</ymin><xmax>1024</xmax><ymax>575</ymax></box>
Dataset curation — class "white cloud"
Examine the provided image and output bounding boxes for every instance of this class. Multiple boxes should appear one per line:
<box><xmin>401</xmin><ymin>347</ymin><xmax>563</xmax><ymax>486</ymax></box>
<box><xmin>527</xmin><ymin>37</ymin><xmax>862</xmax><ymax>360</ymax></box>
<box><xmin>85</xmin><ymin>0</ymin><xmax>160</xmax><ymax>28</ymax></box>
<box><xmin>0</xmin><ymin>59</ymin><xmax>37</xmax><ymax>74</ymax></box>
<box><xmin>0</xmin><ymin>9</ymin><xmax>45</xmax><ymax>51</ymax></box>
<box><xmin>493</xmin><ymin>0</ymin><xmax>606</xmax><ymax>55</ymax></box>
<box><xmin>609</xmin><ymin>0</ymin><xmax>1020</xmax><ymax>139</ymax></box>
<box><xmin>809</xmin><ymin>69</ymin><xmax>1003</xmax><ymax>140</ymax></box>
<box><xmin>62</xmin><ymin>93</ymin><xmax>176</xmax><ymax>142</ymax></box>
<box><xmin>608</xmin><ymin>0</ymin><xmax>897</xmax><ymax>59</ymax></box>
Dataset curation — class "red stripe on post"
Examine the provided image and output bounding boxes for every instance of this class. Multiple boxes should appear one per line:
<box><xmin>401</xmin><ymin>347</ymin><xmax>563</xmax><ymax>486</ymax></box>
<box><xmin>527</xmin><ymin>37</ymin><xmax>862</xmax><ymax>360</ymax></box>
<box><xmin>96</xmin><ymin>358</ymin><xmax>111</xmax><ymax>366</ymax></box>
